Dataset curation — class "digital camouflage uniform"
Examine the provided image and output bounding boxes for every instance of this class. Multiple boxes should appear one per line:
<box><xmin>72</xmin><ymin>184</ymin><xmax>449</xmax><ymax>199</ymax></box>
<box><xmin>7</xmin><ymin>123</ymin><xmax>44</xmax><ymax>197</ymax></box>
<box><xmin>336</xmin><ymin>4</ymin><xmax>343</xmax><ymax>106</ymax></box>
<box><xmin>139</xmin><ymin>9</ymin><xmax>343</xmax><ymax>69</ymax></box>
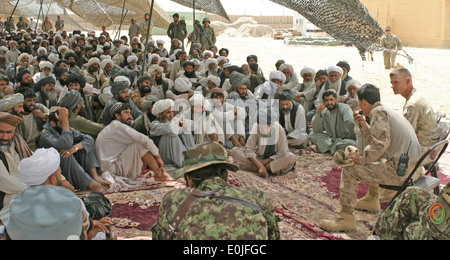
<box><xmin>151</xmin><ymin>142</ymin><xmax>280</xmax><ymax>240</ymax></box>
<box><xmin>373</xmin><ymin>183</ymin><xmax>450</xmax><ymax>240</ymax></box>
<box><xmin>381</xmin><ymin>34</ymin><xmax>402</xmax><ymax>69</ymax></box>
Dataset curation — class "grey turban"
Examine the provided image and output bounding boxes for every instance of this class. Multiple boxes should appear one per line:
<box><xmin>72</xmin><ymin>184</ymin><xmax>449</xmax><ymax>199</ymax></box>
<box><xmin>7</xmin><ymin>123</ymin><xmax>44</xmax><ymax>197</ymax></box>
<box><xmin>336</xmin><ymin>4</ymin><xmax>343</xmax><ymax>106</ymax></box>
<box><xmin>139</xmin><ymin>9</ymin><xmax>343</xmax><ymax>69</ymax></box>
<box><xmin>229</xmin><ymin>71</ymin><xmax>250</xmax><ymax>90</ymax></box>
<box><xmin>111</xmin><ymin>81</ymin><xmax>129</xmax><ymax>95</ymax></box>
<box><xmin>58</xmin><ymin>90</ymin><xmax>82</xmax><ymax>111</ymax></box>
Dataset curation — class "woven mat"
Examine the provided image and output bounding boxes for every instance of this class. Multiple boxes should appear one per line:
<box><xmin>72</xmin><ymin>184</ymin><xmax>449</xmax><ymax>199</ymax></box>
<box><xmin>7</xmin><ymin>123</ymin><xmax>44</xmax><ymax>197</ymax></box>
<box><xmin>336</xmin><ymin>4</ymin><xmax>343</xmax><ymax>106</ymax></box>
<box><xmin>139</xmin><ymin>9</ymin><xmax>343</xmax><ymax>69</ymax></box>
<box><xmin>103</xmin><ymin>148</ymin><xmax>450</xmax><ymax>240</ymax></box>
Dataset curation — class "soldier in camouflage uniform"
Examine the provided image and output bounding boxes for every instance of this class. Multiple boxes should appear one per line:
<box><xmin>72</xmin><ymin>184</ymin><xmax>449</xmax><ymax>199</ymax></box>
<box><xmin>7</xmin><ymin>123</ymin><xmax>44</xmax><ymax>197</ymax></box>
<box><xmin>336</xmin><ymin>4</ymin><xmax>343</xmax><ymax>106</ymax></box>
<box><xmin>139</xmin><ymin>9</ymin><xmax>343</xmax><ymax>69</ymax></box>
<box><xmin>151</xmin><ymin>141</ymin><xmax>280</xmax><ymax>240</ymax></box>
<box><xmin>138</xmin><ymin>13</ymin><xmax>154</xmax><ymax>43</ymax></box>
<box><xmin>319</xmin><ymin>84</ymin><xmax>422</xmax><ymax>233</ymax></box>
<box><xmin>199</xmin><ymin>18</ymin><xmax>216</xmax><ymax>52</ymax></box>
<box><xmin>381</xmin><ymin>26</ymin><xmax>402</xmax><ymax>70</ymax></box>
<box><xmin>372</xmin><ymin>183</ymin><xmax>450</xmax><ymax>240</ymax></box>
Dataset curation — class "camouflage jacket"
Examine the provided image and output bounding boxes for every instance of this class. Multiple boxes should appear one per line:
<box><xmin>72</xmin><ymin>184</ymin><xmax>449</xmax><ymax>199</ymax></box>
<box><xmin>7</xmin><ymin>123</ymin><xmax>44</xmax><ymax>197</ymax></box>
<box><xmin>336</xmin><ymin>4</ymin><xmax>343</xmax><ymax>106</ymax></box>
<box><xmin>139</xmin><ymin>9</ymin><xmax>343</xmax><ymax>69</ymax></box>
<box><xmin>151</xmin><ymin>177</ymin><xmax>280</xmax><ymax>240</ymax></box>
<box><xmin>374</xmin><ymin>183</ymin><xmax>450</xmax><ymax>240</ymax></box>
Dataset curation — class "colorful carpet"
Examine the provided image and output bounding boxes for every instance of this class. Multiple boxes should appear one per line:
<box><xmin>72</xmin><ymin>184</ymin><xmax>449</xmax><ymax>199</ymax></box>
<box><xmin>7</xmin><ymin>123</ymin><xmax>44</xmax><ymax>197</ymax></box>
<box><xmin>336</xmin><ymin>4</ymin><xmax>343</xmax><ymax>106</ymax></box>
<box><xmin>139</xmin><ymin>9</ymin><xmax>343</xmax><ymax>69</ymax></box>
<box><xmin>104</xmin><ymin>149</ymin><xmax>450</xmax><ymax>240</ymax></box>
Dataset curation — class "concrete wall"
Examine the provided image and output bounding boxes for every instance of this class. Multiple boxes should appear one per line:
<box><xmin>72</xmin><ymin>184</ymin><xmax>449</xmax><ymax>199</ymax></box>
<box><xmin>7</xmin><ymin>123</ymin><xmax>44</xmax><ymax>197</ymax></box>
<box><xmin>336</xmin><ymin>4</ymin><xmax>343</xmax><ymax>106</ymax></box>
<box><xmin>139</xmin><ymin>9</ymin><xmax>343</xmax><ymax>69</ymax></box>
<box><xmin>361</xmin><ymin>0</ymin><xmax>450</xmax><ymax>48</ymax></box>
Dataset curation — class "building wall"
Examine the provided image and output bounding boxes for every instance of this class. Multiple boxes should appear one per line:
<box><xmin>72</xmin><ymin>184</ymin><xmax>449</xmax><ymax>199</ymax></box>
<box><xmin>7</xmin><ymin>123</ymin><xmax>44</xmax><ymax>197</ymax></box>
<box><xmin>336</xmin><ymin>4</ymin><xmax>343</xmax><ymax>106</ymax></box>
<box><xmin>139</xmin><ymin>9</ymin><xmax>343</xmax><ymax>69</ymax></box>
<box><xmin>361</xmin><ymin>0</ymin><xmax>450</xmax><ymax>48</ymax></box>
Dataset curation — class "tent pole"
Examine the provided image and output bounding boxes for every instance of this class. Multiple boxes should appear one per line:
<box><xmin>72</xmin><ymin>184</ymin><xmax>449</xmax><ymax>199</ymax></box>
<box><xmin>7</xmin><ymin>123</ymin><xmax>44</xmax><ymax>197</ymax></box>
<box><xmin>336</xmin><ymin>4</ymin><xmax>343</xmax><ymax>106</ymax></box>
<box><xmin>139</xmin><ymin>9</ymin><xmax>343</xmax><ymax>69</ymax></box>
<box><xmin>193</xmin><ymin>0</ymin><xmax>195</xmax><ymax>21</ymax></box>
<box><xmin>115</xmin><ymin>0</ymin><xmax>127</xmax><ymax>40</ymax></box>
<box><xmin>35</xmin><ymin>0</ymin><xmax>44</xmax><ymax>34</ymax></box>
<box><xmin>9</xmin><ymin>0</ymin><xmax>20</xmax><ymax>19</ymax></box>
<box><xmin>141</xmin><ymin>0</ymin><xmax>155</xmax><ymax>75</ymax></box>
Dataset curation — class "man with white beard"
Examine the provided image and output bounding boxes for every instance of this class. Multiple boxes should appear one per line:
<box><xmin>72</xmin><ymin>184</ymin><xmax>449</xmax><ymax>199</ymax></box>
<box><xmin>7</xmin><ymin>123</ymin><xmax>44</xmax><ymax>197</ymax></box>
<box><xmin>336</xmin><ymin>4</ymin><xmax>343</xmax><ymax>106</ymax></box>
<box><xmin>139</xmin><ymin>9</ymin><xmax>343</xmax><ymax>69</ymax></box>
<box><xmin>313</xmin><ymin>66</ymin><xmax>344</xmax><ymax>110</ymax></box>
<box><xmin>204</xmin><ymin>58</ymin><xmax>221</xmax><ymax>77</ymax></box>
<box><xmin>34</xmin><ymin>77</ymin><xmax>58</xmax><ymax>109</ymax></box>
<box><xmin>149</xmin><ymin>99</ymin><xmax>195</xmax><ymax>168</ymax></box>
<box><xmin>295</xmin><ymin>67</ymin><xmax>317</xmax><ymax>115</ymax></box>
<box><xmin>32</xmin><ymin>61</ymin><xmax>55</xmax><ymax>83</ymax></box>
<box><xmin>124</xmin><ymin>55</ymin><xmax>141</xmax><ymax>87</ymax></box>
<box><xmin>83</xmin><ymin>58</ymin><xmax>102</xmax><ymax>89</ymax></box>
<box><xmin>279</xmin><ymin>64</ymin><xmax>300</xmax><ymax>91</ymax></box>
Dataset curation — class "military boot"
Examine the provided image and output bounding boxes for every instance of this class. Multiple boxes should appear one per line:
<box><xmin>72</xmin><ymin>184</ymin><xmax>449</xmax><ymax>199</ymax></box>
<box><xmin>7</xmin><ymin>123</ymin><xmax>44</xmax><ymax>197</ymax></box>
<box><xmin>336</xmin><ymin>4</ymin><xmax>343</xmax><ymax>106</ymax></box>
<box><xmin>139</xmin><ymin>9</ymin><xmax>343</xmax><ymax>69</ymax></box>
<box><xmin>319</xmin><ymin>212</ymin><xmax>356</xmax><ymax>233</ymax></box>
<box><xmin>379</xmin><ymin>189</ymin><xmax>397</xmax><ymax>203</ymax></box>
<box><xmin>355</xmin><ymin>194</ymin><xmax>381</xmax><ymax>213</ymax></box>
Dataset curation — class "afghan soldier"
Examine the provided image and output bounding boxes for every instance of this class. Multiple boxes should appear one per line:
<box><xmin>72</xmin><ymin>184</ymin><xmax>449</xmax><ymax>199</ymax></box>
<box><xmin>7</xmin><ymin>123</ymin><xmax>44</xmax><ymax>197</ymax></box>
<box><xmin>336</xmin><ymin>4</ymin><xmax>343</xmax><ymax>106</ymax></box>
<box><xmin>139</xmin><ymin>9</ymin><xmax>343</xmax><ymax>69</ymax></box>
<box><xmin>151</xmin><ymin>141</ymin><xmax>280</xmax><ymax>240</ymax></box>
<box><xmin>167</xmin><ymin>13</ymin><xmax>187</xmax><ymax>52</ymax></box>
<box><xmin>372</xmin><ymin>183</ymin><xmax>450</xmax><ymax>240</ymax></box>
<box><xmin>381</xmin><ymin>26</ymin><xmax>402</xmax><ymax>70</ymax></box>
<box><xmin>128</xmin><ymin>18</ymin><xmax>139</xmax><ymax>40</ymax></box>
<box><xmin>319</xmin><ymin>84</ymin><xmax>421</xmax><ymax>233</ymax></box>
<box><xmin>199</xmin><ymin>18</ymin><xmax>216</xmax><ymax>52</ymax></box>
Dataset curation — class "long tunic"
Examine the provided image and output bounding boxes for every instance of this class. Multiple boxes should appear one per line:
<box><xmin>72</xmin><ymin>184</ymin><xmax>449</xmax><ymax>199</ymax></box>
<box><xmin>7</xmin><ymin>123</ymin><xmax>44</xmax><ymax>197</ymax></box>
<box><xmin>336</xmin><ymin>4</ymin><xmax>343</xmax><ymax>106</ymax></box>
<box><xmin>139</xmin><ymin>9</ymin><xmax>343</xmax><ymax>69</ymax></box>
<box><xmin>309</xmin><ymin>103</ymin><xmax>357</xmax><ymax>154</ymax></box>
<box><xmin>96</xmin><ymin>120</ymin><xmax>159</xmax><ymax>180</ymax></box>
<box><xmin>0</xmin><ymin>142</ymin><xmax>27</xmax><ymax>208</ymax></box>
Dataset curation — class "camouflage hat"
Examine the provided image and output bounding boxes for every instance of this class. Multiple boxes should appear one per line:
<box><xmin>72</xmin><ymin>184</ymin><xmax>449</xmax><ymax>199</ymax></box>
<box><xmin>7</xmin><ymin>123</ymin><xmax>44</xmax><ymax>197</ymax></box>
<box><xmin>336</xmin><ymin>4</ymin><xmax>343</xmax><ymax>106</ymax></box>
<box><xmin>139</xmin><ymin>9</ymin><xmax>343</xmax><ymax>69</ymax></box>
<box><xmin>172</xmin><ymin>142</ymin><xmax>239</xmax><ymax>179</ymax></box>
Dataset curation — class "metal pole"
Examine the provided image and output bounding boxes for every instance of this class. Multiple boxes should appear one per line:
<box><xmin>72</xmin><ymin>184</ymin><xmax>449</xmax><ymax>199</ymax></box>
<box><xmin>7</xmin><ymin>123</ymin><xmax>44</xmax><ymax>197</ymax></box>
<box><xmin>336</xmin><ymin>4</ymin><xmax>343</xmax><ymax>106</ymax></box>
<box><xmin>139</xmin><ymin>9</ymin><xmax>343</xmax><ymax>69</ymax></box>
<box><xmin>193</xmin><ymin>0</ymin><xmax>196</xmax><ymax>22</ymax></box>
<box><xmin>35</xmin><ymin>0</ymin><xmax>44</xmax><ymax>34</ymax></box>
<box><xmin>141</xmin><ymin>0</ymin><xmax>154</xmax><ymax>75</ymax></box>
<box><xmin>9</xmin><ymin>0</ymin><xmax>20</xmax><ymax>19</ymax></box>
<box><xmin>115</xmin><ymin>0</ymin><xmax>127</xmax><ymax>40</ymax></box>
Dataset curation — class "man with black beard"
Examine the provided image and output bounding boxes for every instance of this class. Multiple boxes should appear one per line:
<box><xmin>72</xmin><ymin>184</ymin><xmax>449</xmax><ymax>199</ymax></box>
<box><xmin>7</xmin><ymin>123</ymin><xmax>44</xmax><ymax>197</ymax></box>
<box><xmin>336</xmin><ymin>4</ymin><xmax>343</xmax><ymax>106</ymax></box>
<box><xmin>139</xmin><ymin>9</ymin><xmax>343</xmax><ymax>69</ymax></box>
<box><xmin>84</xmin><ymin>57</ymin><xmax>101</xmax><ymax>89</ymax></box>
<box><xmin>130</xmin><ymin>75</ymin><xmax>153</xmax><ymax>111</ymax></box>
<box><xmin>17</xmin><ymin>88</ymin><xmax>49</xmax><ymax>151</ymax></box>
<box><xmin>35</xmin><ymin>77</ymin><xmax>58</xmax><ymax>109</ymax></box>
<box><xmin>133</xmin><ymin>95</ymin><xmax>158</xmax><ymax>137</ymax></box>
<box><xmin>38</xmin><ymin>107</ymin><xmax>110</xmax><ymax>193</ymax></box>
<box><xmin>148</xmin><ymin>65</ymin><xmax>169</xmax><ymax>100</ymax></box>
<box><xmin>102</xmin><ymin>80</ymin><xmax>143</xmax><ymax>126</ymax></box>
<box><xmin>275</xmin><ymin>89</ymin><xmax>308</xmax><ymax>148</ymax></box>
<box><xmin>309</xmin><ymin>89</ymin><xmax>356</xmax><ymax>155</ymax></box>
<box><xmin>178</xmin><ymin>61</ymin><xmax>200</xmax><ymax>87</ymax></box>
<box><xmin>65</xmin><ymin>52</ymin><xmax>82</xmax><ymax>75</ymax></box>
<box><xmin>54</xmin><ymin>67</ymin><xmax>68</xmax><ymax>97</ymax></box>
<box><xmin>15</xmin><ymin>69</ymin><xmax>35</xmax><ymax>91</ymax></box>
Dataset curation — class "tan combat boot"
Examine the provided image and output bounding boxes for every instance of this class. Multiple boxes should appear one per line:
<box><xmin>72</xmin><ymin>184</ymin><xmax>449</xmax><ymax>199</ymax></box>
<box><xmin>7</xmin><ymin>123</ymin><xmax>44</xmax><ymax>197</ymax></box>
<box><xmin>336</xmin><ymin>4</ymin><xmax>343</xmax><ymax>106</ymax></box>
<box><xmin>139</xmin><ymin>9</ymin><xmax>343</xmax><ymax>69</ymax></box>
<box><xmin>319</xmin><ymin>211</ymin><xmax>357</xmax><ymax>233</ymax></box>
<box><xmin>355</xmin><ymin>193</ymin><xmax>381</xmax><ymax>213</ymax></box>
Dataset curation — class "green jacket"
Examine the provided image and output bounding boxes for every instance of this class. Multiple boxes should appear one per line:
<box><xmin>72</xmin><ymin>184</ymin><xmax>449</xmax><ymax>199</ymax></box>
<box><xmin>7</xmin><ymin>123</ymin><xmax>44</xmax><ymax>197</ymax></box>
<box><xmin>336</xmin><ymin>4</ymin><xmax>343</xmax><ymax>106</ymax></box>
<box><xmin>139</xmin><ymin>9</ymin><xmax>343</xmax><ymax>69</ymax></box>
<box><xmin>167</xmin><ymin>20</ymin><xmax>187</xmax><ymax>41</ymax></box>
<box><xmin>152</xmin><ymin>177</ymin><xmax>280</xmax><ymax>240</ymax></box>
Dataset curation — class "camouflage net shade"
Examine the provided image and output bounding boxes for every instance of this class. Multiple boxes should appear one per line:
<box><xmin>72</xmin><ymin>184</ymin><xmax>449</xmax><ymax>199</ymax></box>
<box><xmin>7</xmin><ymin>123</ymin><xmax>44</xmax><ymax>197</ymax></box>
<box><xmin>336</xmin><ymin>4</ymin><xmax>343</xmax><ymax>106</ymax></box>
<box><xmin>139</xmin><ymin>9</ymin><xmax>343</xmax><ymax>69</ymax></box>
<box><xmin>169</xmin><ymin>0</ymin><xmax>230</xmax><ymax>21</ymax></box>
<box><xmin>270</xmin><ymin>0</ymin><xmax>385</xmax><ymax>60</ymax></box>
<box><xmin>1</xmin><ymin>0</ymin><xmax>172</xmax><ymax>30</ymax></box>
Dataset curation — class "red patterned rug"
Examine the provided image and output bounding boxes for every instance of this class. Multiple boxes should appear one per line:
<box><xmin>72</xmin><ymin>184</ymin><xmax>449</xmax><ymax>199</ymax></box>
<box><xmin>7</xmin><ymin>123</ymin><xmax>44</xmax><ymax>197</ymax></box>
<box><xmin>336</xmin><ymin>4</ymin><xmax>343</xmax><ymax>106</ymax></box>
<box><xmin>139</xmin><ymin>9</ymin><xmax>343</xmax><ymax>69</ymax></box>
<box><xmin>103</xmin><ymin>149</ymin><xmax>450</xmax><ymax>240</ymax></box>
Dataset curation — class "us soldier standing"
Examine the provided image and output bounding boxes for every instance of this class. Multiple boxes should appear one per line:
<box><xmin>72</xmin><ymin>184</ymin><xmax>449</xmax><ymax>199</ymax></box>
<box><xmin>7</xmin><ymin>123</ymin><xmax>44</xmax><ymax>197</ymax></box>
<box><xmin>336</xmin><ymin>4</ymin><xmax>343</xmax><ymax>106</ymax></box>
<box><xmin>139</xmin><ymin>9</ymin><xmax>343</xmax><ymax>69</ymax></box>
<box><xmin>372</xmin><ymin>183</ymin><xmax>450</xmax><ymax>240</ymax></box>
<box><xmin>151</xmin><ymin>141</ymin><xmax>280</xmax><ymax>240</ymax></box>
<box><xmin>381</xmin><ymin>26</ymin><xmax>402</xmax><ymax>70</ymax></box>
<box><xmin>138</xmin><ymin>13</ymin><xmax>154</xmax><ymax>43</ymax></box>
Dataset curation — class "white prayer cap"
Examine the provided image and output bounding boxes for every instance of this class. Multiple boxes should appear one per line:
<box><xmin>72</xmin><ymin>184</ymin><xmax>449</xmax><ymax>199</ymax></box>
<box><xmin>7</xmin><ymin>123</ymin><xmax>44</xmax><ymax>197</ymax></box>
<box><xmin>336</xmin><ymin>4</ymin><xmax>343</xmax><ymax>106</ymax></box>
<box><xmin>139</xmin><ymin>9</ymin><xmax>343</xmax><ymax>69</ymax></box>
<box><xmin>175</xmin><ymin>78</ymin><xmax>192</xmax><ymax>92</ymax></box>
<box><xmin>300</xmin><ymin>67</ymin><xmax>316</xmax><ymax>77</ymax></box>
<box><xmin>152</xmin><ymin>99</ymin><xmax>174</xmax><ymax>116</ymax></box>
<box><xmin>327</xmin><ymin>65</ymin><xmax>343</xmax><ymax>76</ymax></box>
<box><xmin>18</xmin><ymin>147</ymin><xmax>60</xmax><ymax>188</ymax></box>
<box><xmin>39</xmin><ymin>61</ymin><xmax>53</xmax><ymax>70</ymax></box>
<box><xmin>127</xmin><ymin>55</ymin><xmax>138</xmax><ymax>63</ymax></box>
<box><xmin>269</xmin><ymin>70</ymin><xmax>286</xmax><ymax>84</ymax></box>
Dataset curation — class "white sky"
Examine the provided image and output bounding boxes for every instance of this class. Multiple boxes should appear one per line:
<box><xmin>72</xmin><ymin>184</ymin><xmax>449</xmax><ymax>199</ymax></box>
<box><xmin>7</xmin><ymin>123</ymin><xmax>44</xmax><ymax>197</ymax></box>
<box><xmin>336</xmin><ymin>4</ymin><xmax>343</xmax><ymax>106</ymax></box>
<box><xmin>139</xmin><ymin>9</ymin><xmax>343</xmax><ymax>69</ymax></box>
<box><xmin>156</xmin><ymin>0</ymin><xmax>296</xmax><ymax>16</ymax></box>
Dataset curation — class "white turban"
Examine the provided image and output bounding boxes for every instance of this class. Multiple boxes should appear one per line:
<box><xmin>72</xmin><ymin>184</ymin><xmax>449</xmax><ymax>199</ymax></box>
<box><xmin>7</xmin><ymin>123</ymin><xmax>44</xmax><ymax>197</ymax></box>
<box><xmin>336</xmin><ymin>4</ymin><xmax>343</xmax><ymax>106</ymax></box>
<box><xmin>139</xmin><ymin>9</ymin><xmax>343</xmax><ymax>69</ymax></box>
<box><xmin>88</xmin><ymin>58</ymin><xmax>101</xmax><ymax>67</ymax></box>
<box><xmin>327</xmin><ymin>65</ymin><xmax>343</xmax><ymax>76</ymax></box>
<box><xmin>147</xmin><ymin>65</ymin><xmax>163</xmax><ymax>76</ymax></box>
<box><xmin>175</xmin><ymin>77</ymin><xmax>192</xmax><ymax>92</ymax></box>
<box><xmin>149</xmin><ymin>54</ymin><xmax>161</xmax><ymax>64</ymax></box>
<box><xmin>100</xmin><ymin>59</ymin><xmax>114</xmax><ymax>71</ymax></box>
<box><xmin>269</xmin><ymin>70</ymin><xmax>286</xmax><ymax>84</ymax></box>
<box><xmin>279</xmin><ymin>64</ymin><xmax>294</xmax><ymax>74</ymax></box>
<box><xmin>206</xmin><ymin>75</ymin><xmax>220</xmax><ymax>87</ymax></box>
<box><xmin>127</xmin><ymin>55</ymin><xmax>138</xmax><ymax>63</ymax></box>
<box><xmin>152</xmin><ymin>99</ymin><xmax>174</xmax><ymax>117</ymax></box>
<box><xmin>345</xmin><ymin>79</ymin><xmax>361</xmax><ymax>90</ymax></box>
<box><xmin>18</xmin><ymin>148</ymin><xmax>60</xmax><ymax>188</ymax></box>
<box><xmin>204</xmin><ymin>58</ymin><xmax>218</xmax><ymax>70</ymax></box>
<box><xmin>39</xmin><ymin>61</ymin><xmax>53</xmax><ymax>70</ymax></box>
<box><xmin>300</xmin><ymin>67</ymin><xmax>316</xmax><ymax>77</ymax></box>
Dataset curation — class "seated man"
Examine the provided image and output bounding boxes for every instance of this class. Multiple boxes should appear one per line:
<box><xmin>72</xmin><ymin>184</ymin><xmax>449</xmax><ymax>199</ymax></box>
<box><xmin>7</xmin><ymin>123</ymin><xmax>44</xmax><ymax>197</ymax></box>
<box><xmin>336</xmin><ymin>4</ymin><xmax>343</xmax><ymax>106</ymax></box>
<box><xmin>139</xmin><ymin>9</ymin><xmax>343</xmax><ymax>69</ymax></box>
<box><xmin>58</xmin><ymin>90</ymin><xmax>105</xmax><ymax>138</ymax></box>
<box><xmin>254</xmin><ymin>71</ymin><xmax>286</xmax><ymax>100</ymax></box>
<box><xmin>149</xmin><ymin>99</ymin><xmax>195</xmax><ymax>168</ymax></box>
<box><xmin>38</xmin><ymin>107</ymin><xmax>110</xmax><ymax>192</ymax></box>
<box><xmin>95</xmin><ymin>102</ymin><xmax>172</xmax><ymax>181</ymax></box>
<box><xmin>151</xmin><ymin>141</ymin><xmax>280</xmax><ymax>240</ymax></box>
<box><xmin>133</xmin><ymin>95</ymin><xmax>159</xmax><ymax>136</ymax></box>
<box><xmin>319</xmin><ymin>84</ymin><xmax>421</xmax><ymax>233</ymax></box>
<box><xmin>102</xmin><ymin>80</ymin><xmax>143</xmax><ymax>126</ymax></box>
<box><xmin>0</xmin><ymin>113</ymin><xmax>31</xmax><ymax>210</ymax></box>
<box><xmin>294</xmin><ymin>67</ymin><xmax>317</xmax><ymax>115</ymax></box>
<box><xmin>230</xmin><ymin>107</ymin><xmax>296</xmax><ymax>179</ymax></box>
<box><xmin>309</xmin><ymin>89</ymin><xmax>357</xmax><ymax>155</ymax></box>
<box><xmin>275</xmin><ymin>89</ymin><xmax>308</xmax><ymax>148</ymax></box>
<box><xmin>34</xmin><ymin>77</ymin><xmax>58</xmax><ymax>109</ymax></box>
<box><xmin>371</xmin><ymin>183</ymin><xmax>449</xmax><ymax>240</ymax></box>
<box><xmin>189</xmin><ymin>94</ymin><xmax>224</xmax><ymax>145</ymax></box>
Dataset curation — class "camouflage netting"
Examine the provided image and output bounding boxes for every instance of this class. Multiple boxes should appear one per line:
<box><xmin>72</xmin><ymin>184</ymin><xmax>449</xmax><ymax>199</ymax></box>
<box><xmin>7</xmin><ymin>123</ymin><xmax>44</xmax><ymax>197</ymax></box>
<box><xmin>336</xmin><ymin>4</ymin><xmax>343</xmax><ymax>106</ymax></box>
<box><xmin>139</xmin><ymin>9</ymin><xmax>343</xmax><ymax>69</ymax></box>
<box><xmin>169</xmin><ymin>0</ymin><xmax>230</xmax><ymax>21</ymax></box>
<box><xmin>270</xmin><ymin>0</ymin><xmax>385</xmax><ymax>60</ymax></box>
<box><xmin>0</xmin><ymin>0</ymin><xmax>172</xmax><ymax>30</ymax></box>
